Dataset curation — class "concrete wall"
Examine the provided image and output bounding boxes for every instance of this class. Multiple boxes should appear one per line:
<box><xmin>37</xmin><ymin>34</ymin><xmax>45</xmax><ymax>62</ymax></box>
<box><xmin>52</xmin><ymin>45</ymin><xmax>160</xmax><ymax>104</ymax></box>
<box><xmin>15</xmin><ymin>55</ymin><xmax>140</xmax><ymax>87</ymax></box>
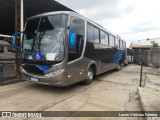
<box><xmin>133</xmin><ymin>48</ymin><xmax>160</xmax><ymax>68</ymax></box>
<box><xmin>149</xmin><ymin>48</ymin><xmax>160</xmax><ymax>67</ymax></box>
<box><xmin>133</xmin><ymin>51</ymin><xmax>150</xmax><ymax>66</ymax></box>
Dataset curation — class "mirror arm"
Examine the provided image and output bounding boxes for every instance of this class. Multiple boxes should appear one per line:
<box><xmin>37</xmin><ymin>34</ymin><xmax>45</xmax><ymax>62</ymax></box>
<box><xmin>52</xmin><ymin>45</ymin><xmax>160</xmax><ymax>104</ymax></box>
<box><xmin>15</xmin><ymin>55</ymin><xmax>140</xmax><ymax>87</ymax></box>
<box><xmin>12</xmin><ymin>31</ymin><xmax>24</xmax><ymax>49</ymax></box>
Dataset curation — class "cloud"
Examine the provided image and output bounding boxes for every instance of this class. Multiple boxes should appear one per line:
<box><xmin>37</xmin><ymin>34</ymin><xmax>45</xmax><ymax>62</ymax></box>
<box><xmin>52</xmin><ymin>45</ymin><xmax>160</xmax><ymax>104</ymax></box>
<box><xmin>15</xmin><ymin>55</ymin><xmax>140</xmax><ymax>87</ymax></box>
<box><xmin>124</xmin><ymin>22</ymin><xmax>160</xmax><ymax>33</ymax></box>
<box><xmin>56</xmin><ymin>0</ymin><xmax>160</xmax><ymax>47</ymax></box>
<box><xmin>58</xmin><ymin>0</ymin><xmax>118</xmax><ymax>10</ymax></box>
<box><xmin>57</xmin><ymin>0</ymin><xmax>135</xmax><ymax>20</ymax></box>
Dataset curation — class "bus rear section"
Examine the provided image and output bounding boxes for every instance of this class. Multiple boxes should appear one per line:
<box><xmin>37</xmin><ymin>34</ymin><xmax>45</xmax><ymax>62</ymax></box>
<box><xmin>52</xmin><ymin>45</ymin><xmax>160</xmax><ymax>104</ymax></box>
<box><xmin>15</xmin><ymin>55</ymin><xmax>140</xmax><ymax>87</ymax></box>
<box><xmin>126</xmin><ymin>48</ymin><xmax>133</xmax><ymax>64</ymax></box>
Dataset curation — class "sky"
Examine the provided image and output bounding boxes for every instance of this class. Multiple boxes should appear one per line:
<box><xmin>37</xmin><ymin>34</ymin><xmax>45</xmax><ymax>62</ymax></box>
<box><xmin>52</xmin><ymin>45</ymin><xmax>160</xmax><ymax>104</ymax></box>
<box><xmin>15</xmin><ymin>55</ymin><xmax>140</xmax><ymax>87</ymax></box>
<box><xmin>57</xmin><ymin>0</ymin><xmax>160</xmax><ymax>47</ymax></box>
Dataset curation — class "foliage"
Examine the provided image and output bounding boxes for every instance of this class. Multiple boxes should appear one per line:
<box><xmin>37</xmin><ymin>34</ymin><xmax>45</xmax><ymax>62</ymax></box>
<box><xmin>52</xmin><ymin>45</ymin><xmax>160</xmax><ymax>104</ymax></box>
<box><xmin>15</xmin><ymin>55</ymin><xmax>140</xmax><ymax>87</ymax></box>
<box><xmin>151</xmin><ymin>41</ymin><xmax>159</xmax><ymax>47</ymax></box>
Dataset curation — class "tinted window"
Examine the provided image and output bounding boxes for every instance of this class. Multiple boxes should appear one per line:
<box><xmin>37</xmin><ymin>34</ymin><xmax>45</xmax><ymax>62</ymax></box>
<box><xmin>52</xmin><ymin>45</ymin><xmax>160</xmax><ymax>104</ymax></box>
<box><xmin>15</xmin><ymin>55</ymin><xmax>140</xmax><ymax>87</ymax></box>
<box><xmin>94</xmin><ymin>28</ymin><xmax>99</xmax><ymax>43</ymax></box>
<box><xmin>23</xmin><ymin>15</ymin><xmax>67</xmax><ymax>62</ymax></box>
<box><xmin>100</xmin><ymin>31</ymin><xmax>105</xmax><ymax>45</ymax></box>
<box><xmin>109</xmin><ymin>35</ymin><xmax>115</xmax><ymax>47</ymax></box>
<box><xmin>120</xmin><ymin>40</ymin><xmax>123</xmax><ymax>48</ymax></box>
<box><xmin>123</xmin><ymin>41</ymin><xmax>126</xmax><ymax>49</ymax></box>
<box><xmin>87</xmin><ymin>24</ymin><xmax>95</xmax><ymax>43</ymax></box>
<box><xmin>25</xmin><ymin>18</ymin><xmax>40</xmax><ymax>40</ymax></box>
<box><xmin>71</xmin><ymin>17</ymin><xmax>85</xmax><ymax>35</ymax></box>
<box><xmin>127</xmin><ymin>49</ymin><xmax>133</xmax><ymax>55</ymax></box>
<box><xmin>40</xmin><ymin>15</ymin><xmax>67</xmax><ymax>31</ymax></box>
<box><xmin>68</xmin><ymin>17</ymin><xmax>85</xmax><ymax>62</ymax></box>
<box><xmin>105</xmin><ymin>33</ymin><xmax>109</xmax><ymax>45</ymax></box>
<box><xmin>115</xmin><ymin>38</ymin><xmax>119</xmax><ymax>47</ymax></box>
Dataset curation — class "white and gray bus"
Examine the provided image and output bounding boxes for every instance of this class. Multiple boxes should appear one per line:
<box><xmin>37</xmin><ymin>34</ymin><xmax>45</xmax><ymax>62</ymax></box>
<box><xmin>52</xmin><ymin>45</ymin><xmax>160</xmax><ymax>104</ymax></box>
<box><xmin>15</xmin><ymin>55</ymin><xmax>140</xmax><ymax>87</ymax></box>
<box><xmin>12</xmin><ymin>11</ymin><xmax>126</xmax><ymax>86</ymax></box>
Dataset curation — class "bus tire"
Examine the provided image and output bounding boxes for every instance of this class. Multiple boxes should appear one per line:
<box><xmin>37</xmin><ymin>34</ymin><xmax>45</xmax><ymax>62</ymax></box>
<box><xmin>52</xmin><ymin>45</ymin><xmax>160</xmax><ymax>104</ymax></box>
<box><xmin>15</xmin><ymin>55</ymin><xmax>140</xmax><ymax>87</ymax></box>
<box><xmin>82</xmin><ymin>67</ymin><xmax>94</xmax><ymax>85</ymax></box>
<box><xmin>116</xmin><ymin>63</ymin><xmax>121</xmax><ymax>71</ymax></box>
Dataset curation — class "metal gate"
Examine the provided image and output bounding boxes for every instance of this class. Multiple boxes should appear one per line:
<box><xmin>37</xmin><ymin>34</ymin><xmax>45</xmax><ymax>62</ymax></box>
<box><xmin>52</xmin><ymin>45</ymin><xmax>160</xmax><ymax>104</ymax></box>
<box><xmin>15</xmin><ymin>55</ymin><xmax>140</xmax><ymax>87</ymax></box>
<box><xmin>0</xmin><ymin>40</ymin><xmax>21</xmax><ymax>85</ymax></box>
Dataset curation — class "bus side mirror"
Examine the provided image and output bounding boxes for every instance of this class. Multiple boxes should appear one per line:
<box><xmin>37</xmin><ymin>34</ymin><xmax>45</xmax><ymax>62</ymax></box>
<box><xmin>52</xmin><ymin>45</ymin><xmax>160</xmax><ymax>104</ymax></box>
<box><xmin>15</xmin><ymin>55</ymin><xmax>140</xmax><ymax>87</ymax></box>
<box><xmin>12</xmin><ymin>36</ymin><xmax>16</xmax><ymax>48</ymax></box>
<box><xmin>12</xmin><ymin>31</ymin><xmax>24</xmax><ymax>49</ymax></box>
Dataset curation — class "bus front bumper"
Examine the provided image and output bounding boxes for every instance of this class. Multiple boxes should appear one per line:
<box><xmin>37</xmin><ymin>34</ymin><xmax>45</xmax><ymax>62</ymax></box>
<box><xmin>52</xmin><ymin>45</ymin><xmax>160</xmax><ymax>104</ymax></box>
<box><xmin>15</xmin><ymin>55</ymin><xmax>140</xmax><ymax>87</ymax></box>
<box><xmin>21</xmin><ymin>68</ymin><xmax>68</xmax><ymax>87</ymax></box>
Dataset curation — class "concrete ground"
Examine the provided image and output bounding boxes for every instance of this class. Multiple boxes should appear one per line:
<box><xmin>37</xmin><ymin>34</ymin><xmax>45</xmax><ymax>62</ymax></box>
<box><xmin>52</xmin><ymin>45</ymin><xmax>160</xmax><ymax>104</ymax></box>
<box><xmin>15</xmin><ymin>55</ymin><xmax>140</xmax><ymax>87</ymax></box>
<box><xmin>0</xmin><ymin>64</ymin><xmax>148</xmax><ymax>120</ymax></box>
<box><xmin>137</xmin><ymin>66</ymin><xmax>160</xmax><ymax>120</ymax></box>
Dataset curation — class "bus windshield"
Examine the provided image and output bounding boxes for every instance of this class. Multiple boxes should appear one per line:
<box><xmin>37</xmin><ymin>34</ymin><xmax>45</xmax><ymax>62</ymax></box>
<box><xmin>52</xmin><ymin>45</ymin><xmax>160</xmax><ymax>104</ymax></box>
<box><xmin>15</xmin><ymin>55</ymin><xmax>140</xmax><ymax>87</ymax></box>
<box><xmin>22</xmin><ymin>15</ymin><xmax>68</xmax><ymax>64</ymax></box>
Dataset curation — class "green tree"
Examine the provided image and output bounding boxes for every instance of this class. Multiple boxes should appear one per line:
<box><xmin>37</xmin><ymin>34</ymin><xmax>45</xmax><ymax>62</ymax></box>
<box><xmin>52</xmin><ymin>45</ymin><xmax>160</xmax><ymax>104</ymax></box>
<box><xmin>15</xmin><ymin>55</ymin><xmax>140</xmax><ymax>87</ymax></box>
<box><xmin>151</xmin><ymin>41</ymin><xmax>159</xmax><ymax>47</ymax></box>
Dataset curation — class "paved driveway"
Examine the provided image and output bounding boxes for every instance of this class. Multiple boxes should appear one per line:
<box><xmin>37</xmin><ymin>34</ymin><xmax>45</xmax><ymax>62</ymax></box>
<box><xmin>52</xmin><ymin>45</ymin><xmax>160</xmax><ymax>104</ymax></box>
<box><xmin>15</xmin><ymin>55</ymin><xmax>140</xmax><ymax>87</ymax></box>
<box><xmin>0</xmin><ymin>65</ymin><xmax>145</xmax><ymax>120</ymax></box>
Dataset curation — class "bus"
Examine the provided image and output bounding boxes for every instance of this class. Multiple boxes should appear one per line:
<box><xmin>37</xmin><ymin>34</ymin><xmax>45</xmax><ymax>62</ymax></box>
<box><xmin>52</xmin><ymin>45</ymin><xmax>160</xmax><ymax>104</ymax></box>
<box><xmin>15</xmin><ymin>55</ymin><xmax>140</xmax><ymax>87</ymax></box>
<box><xmin>12</xmin><ymin>11</ymin><xmax>126</xmax><ymax>86</ymax></box>
<box><xmin>126</xmin><ymin>48</ymin><xmax>133</xmax><ymax>64</ymax></box>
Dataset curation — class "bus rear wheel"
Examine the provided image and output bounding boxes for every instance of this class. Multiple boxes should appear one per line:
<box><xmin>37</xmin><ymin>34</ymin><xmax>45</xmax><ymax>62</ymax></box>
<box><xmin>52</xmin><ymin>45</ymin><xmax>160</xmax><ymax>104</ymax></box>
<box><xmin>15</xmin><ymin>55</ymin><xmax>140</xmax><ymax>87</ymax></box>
<box><xmin>82</xmin><ymin>67</ymin><xmax>94</xmax><ymax>85</ymax></box>
<box><xmin>116</xmin><ymin>63</ymin><xmax>121</xmax><ymax>71</ymax></box>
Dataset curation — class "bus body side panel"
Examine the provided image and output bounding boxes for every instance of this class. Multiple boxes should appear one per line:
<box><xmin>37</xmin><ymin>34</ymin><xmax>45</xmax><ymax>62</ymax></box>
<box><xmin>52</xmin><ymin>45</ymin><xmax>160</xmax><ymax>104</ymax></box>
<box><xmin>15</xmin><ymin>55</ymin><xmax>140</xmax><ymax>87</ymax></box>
<box><xmin>84</xmin><ymin>42</ymin><xmax>102</xmax><ymax>75</ymax></box>
<box><xmin>84</xmin><ymin>42</ymin><xmax>118</xmax><ymax>75</ymax></box>
<box><xmin>100</xmin><ymin>45</ymin><xmax>120</xmax><ymax>73</ymax></box>
<box><xmin>67</xmin><ymin>57</ymin><xmax>94</xmax><ymax>85</ymax></box>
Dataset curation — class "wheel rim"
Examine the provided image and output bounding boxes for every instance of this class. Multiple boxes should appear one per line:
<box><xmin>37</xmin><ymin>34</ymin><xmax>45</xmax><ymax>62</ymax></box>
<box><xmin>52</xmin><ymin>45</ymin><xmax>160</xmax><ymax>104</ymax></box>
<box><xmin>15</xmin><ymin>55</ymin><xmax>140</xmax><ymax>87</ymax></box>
<box><xmin>118</xmin><ymin>64</ymin><xmax>120</xmax><ymax>70</ymax></box>
<box><xmin>88</xmin><ymin>71</ymin><xmax>93</xmax><ymax>80</ymax></box>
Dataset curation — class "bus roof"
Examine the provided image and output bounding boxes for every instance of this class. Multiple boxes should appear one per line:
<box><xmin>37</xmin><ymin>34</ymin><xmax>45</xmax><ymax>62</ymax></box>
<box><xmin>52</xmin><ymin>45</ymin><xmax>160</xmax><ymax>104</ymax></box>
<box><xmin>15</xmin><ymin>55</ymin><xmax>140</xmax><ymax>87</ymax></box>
<box><xmin>28</xmin><ymin>11</ymin><xmax>125</xmax><ymax>42</ymax></box>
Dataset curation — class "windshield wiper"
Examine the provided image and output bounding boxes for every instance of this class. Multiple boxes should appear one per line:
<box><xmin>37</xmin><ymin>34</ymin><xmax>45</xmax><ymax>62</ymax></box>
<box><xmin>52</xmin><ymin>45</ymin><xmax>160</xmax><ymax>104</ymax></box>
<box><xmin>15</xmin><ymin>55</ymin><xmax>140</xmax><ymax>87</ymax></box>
<box><xmin>23</xmin><ymin>32</ymin><xmax>45</xmax><ymax>60</ymax></box>
<box><xmin>35</xmin><ymin>32</ymin><xmax>45</xmax><ymax>51</ymax></box>
<box><xmin>23</xmin><ymin>37</ymin><xmax>36</xmax><ymax>60</ymax></box>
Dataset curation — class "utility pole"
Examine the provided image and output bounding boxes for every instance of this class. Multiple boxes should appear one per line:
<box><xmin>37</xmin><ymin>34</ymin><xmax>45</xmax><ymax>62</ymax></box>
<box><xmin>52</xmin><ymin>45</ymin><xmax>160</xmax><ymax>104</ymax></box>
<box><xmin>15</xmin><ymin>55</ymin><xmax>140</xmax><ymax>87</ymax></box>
<box><xmin>15</xmin><ymin>0</ymin><xmax>23</xmax><ymax>78</ymax></box>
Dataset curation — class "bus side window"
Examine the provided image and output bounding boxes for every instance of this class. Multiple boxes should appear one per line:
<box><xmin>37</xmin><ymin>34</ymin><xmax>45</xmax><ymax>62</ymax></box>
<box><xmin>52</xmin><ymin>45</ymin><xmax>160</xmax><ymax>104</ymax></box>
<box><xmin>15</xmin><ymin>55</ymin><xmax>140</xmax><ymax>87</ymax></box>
<box><xmin>105</xmin><ymin>33</ymin><xmax>109</xmax><ymax>46</ymax></box>
<box><xmin>100</xmin><ymin>31</ymin><xmax>105</xmax><ymax>45</ymax></box>
<box><xmin>115</xmin><ymin>38</ymin><xmax>119</xmax><ymax>48</ymax></box>
<box><xmin>123</xmin><ymin>41</ymin><xmax>126</xmax><ymax>49</ymax></box>
<box><xmin>69</xmin><ymin>33</ymin><xmax>83</xmax><ymax>53</ymax></box>
<box><xmin>109</xmin><ymin>35</ymin><xmax>115</xmax><ymax>47</ymax></box>
<box><xmin>94</xmin><ymin>27</ymin><xmax>99</xmax><ymax>44</ymax></box>
<box><xmin>68</xmin><ymin>16</ymin><xmax>85</xmax><ymax>62</ymax></box>
<box><xmin>87</xmin><ymin>24</ymin><xmax>95</xmax><ymax>43</ymax></box>
<box><xmin>120</xmin><ymin>40</ymin><xmax>123</xmax><ymax>49</ymax></box>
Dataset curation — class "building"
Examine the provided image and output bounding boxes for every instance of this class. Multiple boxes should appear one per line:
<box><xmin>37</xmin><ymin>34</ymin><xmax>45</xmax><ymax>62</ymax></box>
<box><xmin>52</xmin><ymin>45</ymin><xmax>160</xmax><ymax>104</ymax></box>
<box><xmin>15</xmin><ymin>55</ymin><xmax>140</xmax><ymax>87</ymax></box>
<box><xmin>130</xmin><ymin>37</ymin><xmax>160</xmax><ymax>52</ymax></box>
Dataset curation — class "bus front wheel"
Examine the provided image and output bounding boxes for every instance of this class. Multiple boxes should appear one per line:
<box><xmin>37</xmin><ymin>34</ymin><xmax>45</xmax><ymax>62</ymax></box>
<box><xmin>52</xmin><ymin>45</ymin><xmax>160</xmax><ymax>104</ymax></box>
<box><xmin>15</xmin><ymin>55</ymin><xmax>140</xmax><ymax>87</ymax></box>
<box><xmin>82</xmin><ymin>67</ymin><xmax>94</xmax><ymax>85</ymax></box>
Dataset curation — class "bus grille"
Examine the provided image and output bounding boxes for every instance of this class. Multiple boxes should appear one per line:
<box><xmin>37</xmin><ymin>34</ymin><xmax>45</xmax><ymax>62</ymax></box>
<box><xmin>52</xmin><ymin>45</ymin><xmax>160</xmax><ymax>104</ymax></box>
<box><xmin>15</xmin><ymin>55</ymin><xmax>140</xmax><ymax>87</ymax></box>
<box><xmin>22</xmin><ymin>65</ymin><xmax>45</xmax><ymax>75</ymax></box>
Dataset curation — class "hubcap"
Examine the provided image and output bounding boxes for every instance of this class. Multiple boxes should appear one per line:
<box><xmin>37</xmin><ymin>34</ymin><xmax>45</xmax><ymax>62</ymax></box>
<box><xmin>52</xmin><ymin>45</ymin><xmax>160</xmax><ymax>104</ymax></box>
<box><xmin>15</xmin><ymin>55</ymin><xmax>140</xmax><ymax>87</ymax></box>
<box><xmin>88</xmin><ymin>71</ymin><xmax>93</xmax><ymax>80</ymax></box>
<box><xmin>118</xmin><ymin>64</ymin><xmax>120</xmax><ymax>70</ymax></box>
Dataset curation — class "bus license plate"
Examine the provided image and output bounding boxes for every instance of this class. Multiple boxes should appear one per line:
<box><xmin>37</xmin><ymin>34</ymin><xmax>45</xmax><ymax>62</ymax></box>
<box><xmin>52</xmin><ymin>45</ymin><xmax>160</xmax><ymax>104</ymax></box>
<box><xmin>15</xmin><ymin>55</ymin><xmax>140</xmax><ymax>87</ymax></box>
<box><xmin>31</xmin><ymin>78</ymin><xmax>38</xmax><ymax>82</ymax></box>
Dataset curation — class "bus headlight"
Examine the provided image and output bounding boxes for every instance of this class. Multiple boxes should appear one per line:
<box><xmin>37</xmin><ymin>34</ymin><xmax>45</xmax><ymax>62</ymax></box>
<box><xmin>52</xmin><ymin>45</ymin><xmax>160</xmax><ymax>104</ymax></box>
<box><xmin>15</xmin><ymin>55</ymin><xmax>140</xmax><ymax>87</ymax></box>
<box><xmin>45</xmin><ymin>69</ymin><xmax>65</xmax><ymax>77</ymax></box>
<box><xmin>20</xmin><ymin>66</ymin><xmax>26</xmax><ymax>73</ymax></box>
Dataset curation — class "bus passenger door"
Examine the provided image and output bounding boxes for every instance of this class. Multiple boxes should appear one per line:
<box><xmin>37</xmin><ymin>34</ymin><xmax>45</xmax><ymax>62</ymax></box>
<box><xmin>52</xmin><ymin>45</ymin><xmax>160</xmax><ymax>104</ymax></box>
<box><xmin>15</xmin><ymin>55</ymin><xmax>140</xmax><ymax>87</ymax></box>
<box><xmin>67</xmin><ymin>16</ymin><xmax>86</xmax><ymax>85</ymax></box>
